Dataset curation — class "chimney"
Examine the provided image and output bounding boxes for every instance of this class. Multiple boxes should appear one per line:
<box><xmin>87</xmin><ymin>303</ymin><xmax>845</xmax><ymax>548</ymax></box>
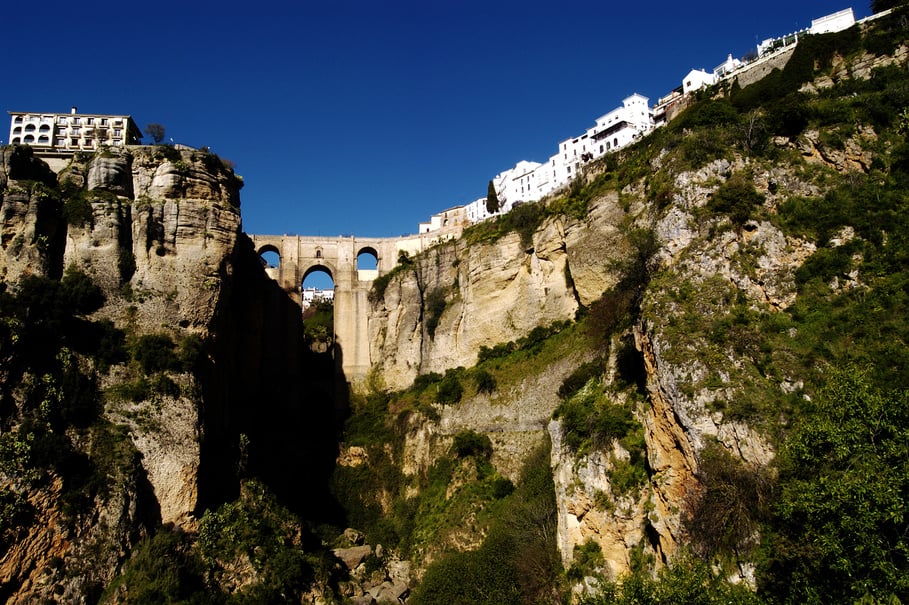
<box><xmin>71</xmin><ymin>106</ymin><xmax>77</xmax><ymax>114</ymax></box>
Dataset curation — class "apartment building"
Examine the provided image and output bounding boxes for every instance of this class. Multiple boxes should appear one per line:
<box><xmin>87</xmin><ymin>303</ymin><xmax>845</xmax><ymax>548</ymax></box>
<box><xmin>8</xmin><ymin>107</ymin><xmax>141</xmax><ymax>154</ymax></box>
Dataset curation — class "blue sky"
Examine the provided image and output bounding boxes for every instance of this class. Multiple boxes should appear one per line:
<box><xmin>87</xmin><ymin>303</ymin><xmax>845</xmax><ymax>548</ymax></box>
<box><xmin>5</xmin><ymin>1</ymin><xmax>870</xmax><ymax>243</ymax></box>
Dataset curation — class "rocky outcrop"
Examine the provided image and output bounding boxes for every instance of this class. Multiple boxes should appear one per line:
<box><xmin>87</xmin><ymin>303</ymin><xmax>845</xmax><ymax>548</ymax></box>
<box><xmin>369</xmin><ymin>194</ymin><xmax>629</xmax><ymax>391</ymax></box>
<box><xmin>62</xmin><ymin>147</ymin><xmax>242</xmax><ymax>331</ymax></box>
<box><xmin>0</xmin><ymin>146</ymin><xmax>65</xmax><ymax>282</ymax></box>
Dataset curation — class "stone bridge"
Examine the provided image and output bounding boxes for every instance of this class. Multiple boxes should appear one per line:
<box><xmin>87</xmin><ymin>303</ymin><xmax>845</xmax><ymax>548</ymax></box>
<box><xmin>249</xmin><ymin>230</ymin><xmax>461</xmax><ymax>383</ymax></box>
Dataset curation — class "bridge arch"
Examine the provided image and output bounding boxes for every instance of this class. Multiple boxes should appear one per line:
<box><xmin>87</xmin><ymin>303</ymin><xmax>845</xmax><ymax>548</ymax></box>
<box><xmin>257</xmin><ymin>244</ymin><xmax>281</xmax><ymax>268</ymax></box>
<box><xmin>301</xmin><ymin>261</ymin><xmax>338</xmax><ymax>284</ymax></box>
<box><xmin>356</xmin><ymin>246</ymin><xmax>378</xmax><ymax>271</ymax></box>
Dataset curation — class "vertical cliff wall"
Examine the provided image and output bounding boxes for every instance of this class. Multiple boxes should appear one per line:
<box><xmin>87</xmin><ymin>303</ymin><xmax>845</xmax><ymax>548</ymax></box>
<box><xmin>0</xmin><ymin>145</ymin><xmax>341</xmax><ymax>602</ymax></box>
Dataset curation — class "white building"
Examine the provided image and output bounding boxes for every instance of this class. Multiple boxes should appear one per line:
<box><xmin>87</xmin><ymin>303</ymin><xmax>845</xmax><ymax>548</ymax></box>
<box><xmin>480</xmin><ymin>94</ymin><xmax>655</xmax><ymax>216</ymax></box>
<box><xmin>302</xmin><ymin>287</ymin><xmax>334</xmax><ymax>308</ymax></box>
<box><xmin>8</xmin><ymin>108</ymin><xmax>141</xmax><ymax>153</ymax></box>
<box><xmin>757</xmin><ymin>7</ymin><xmax>855</xmax><ymax>57</ymax></box>
<box><xmin>683</xmin><ymin>68</ymin><xmax>719</xmax><ymax>94</ymax></box>
<box><xmin>810</xmin><ymin>7</ymin><xmax>855</xmax><ymax>34</ymax></box>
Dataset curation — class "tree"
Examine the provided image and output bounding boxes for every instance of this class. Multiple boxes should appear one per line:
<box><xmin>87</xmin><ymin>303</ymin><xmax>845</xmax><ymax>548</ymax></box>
<box><xmin>871</xmin><ymin>0</ymin><xmax>902</xmax><ymax>13</ymax></box>
<box><xmin>486</xmin><ymin>180</ymin><xmax>500</xmax><ymax>214</ymax></box>
<box><xmin>759</xmin><ymin>367</ymin><xmax>909</xmax><ymax>603</ymax></box>
<box><xmin>144</xmin><ymin>123</ymin><xmax>166</xmax><ymax>144</ymax></box>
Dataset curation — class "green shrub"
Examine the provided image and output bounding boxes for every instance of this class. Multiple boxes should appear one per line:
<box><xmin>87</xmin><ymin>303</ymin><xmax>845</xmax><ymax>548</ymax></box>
<box><xmin>63</xmin><ymin>193</ymin><xmax>93</xmax><ymax>226</ymax></box>
<box><xmin>410</xmin><ymin>444</ymin><xmax>559</xmax><ymax>605</ymax></box>
<box><xmin>103</xmin><ymin>526</ymin><xmax>209</xmax><ymax>603</ymax></box>
<box><xmin>759</xmin><ymin>367</ymin><xmax>909</xmax><ymax>603</ymax></box>
<box><xmin>567</xmin><ymin>538</ymin><xmax>605</xmax><ymax>581</ymax></box>
<box><xmin>132</xmin><ymin>333</ymin><xmax>178</xmax><ymax>374</ymax></box>
<box><xmin>554</xmin><ymin>382</ymin><xmax>639</xmax><ymax>454</ymax></box>
<box><xmin>198</xmin><ymin>480</ymin><xmax>313</xmax><ymax>601</ymax></box>
<box><xmin>707</xmin><ymin>175</ymin><xmax>765</xmax><ymax>228</ymax></box>
<box><xmin>452</xmin><ymin>430</ymin><xmax>492</xmax><ymax>459</ymax></box>
<box><xmin>412</xmin><ymin>372</ymin><xmax>443</xmax><ymax>392</ymax></box>
<box><xmin>472</xmin><ymin>369</ymin><xmax>496</xmax><ymax>393</ymax></box>
<box><xmin>684</xmin><ymin>442</ymin><xmax>772</xmax><ymax>560</ymax></box>
<box><xmin>436</xmin><ymin>371</ymin><xmax>463</xmax><ymax>405</ymax></box>
<box><xmin>424</xmin><ymin>287</ymin><xmax>447</xmax><ymax>339</ymax></box>
<box><xmin>558</xmin><ymin>360</ymin><xmax>603</xmax><ymax>399</ymax></box>
<box><xmin>580</xmin><ymin>555</ymin><xmax>765</xmax><ymax>605</ymax></box>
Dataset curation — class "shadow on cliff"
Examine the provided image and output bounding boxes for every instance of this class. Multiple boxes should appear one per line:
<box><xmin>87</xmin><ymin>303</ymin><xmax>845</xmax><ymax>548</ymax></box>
<box><xmin>199</xmin><ymin>234</ymin><xmax>346</xmax><ymax>523</ymax></box>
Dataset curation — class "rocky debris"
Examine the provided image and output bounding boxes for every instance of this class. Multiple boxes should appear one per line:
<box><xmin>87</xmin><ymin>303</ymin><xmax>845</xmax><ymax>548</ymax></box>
<box><xmin>333</xmin><ymin>545</ymin><xmax>373</xmax><ymax>570</ymax></box>
<box><xmin>332</xmin><ymin>533</ymin><xmax>412</xmax><ymax>604</ymax></box>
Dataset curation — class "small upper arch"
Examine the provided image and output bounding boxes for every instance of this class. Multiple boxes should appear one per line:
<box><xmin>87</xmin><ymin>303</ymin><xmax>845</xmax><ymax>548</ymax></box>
<box><xmin>356</xmin><ymin>246</ymin><xmax>378</xmax><ymax>271</ymax></box>
<box><xmin>257</xmin><ymin>244</ymin><xmax>281</xmax><ymax>269</ymax></box>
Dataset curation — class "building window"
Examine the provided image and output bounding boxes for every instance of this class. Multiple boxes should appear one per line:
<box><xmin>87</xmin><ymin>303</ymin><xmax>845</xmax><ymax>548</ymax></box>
<box><xmin>73</xmin><ymin>117</ymin><xmax>80</xmax><ymax>124</ymax></box>
<box><xmin>24</xmin><ymin>124</ymin><xmax>36</xmax><ymax>132</ymax></box>
<box><xmin>39</xmin><ymin>124</ymin><xmax>50</xmax><ymax>132</ymax></box>
<box><xmin>56</xmin><ymin>138</ymin><xmax>65</xmax><ymax>146</ymax></box>
<box><xmin>57</xmin><ymin>117</ymin><xmax>67</xmax><ymax>125</ymax></box>
<box><xmin>14</xmin><ymin>116</ymin><xmax>23</xmax><ymax>123</ymax></box>
<box><xmin>38</xmin><ymin>135</ymin><xmax>49</xmax><ymax>144</ymax></box>
<box><xmin>73</xmin><ymin>128</ymin><xmax>80</xmax><ymax>135</ymax></box>
<box><xmin>86</xmin><ymin>117</ymin><xmax>94</xmax><ymax>124</ymax></box>
<box><xmin>71</xmin><ymin>138</ymin><xmax>78</xmax><ymax>146</ymax></box>
<box><xmin>12</xmin><ymin>127</ymin><xmax>21</xmax><ymax>134</ymax></box>
<box><xmin>24</xmin><ymin>135</ymin><xmax>34</xmax><ymax>143</ymax></box>
<box><xmin>100</xmin><ymin>118</ymin><xmax>108</xmax><ymax>126</ymax></box>
<box><xmin>12</xmin><ymin>137</ymin><xmax>20</xmax><ymax>144</ymax></box>
<box><xmin>113</xmin><ymin>129</ymin><xmax>122</xmax><ymax>137</ymax></box>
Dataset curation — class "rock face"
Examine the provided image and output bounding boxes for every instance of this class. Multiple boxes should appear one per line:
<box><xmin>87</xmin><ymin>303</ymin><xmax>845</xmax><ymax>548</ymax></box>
<box><xmin>369</xmin><ymin>155</ymin><xmax>817</xmax><ymax>581</ymax></box>
<box><xmin>0</xmin><ymin>145</ymin><xmax>251</xmax><ymax>601</ymax></box>
<box><xmin>61</xmin><ymin>147</ymin><xmax>242</xmax><ymax>330</ymax></box>
<box><xmin>368</xmin><ymin>194</ymin><xmax>628</xmax><ymax>391</ymax></box>
<box><xmin>0</xmin><ymin>146</ymin><xmax>65</xmax><ymax>282</ymax></box>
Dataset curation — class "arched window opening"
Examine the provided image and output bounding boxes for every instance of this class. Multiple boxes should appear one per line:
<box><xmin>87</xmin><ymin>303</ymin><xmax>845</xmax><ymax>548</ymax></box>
<box><xmin>39</xmin><ymin>124</ymin><xmax>50</xmax><ymax>132</ymax></box>
<box><xmin>356</xmin><ymin>247</ymin><xmax>378</xmax><ymax>271</ymax></box>
<box><xmin>11</xmin><ymin>137</ymin><xmax>20</xmax><ymax>144</ymax></box>
<box><xmin>24</xmin><ymin>124</ymin><xmax>36</xmax><ymax>132</ymax></box>
<box><xmin>13</xmin><ymin>127</ymin><xmax>21</xmax><ymax>134</ymax></box>
<box><xmin>23</xmin><ymin>135</ymin><xmax>34</xmax><ymax>143</ymax></box>
<box><xmin>38</xmin><ymin>135</ymin><xmax>49</xmax><ymax>144</ymax></box>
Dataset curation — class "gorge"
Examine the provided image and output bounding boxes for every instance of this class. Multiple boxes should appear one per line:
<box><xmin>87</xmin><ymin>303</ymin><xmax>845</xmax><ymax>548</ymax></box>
<box><xmin>2</xmin><ymin>12</ymin><xmax>909</xmax><ymax>604</ymax></box>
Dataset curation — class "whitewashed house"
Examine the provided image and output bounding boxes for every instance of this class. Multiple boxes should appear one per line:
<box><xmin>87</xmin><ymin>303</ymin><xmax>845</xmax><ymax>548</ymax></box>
<box><xmin>683</xmin><ymin>69</ymin><xmax>719</xmax><ymax>94</ymax></box>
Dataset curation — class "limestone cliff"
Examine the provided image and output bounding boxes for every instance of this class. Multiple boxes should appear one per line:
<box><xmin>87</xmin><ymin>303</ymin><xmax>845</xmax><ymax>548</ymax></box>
<box><xmin>364</xmin><ymin>84</ymin><xmax>895</xmax><ymax>585</ymax></box>
<box><xmin>368</xmin><ymin>194</ymin><xmax>627</xmax><ymax>391</ymax></box>
<box><xmin>0</xmin><ymin>145</ymin><xmax>333</xmax><ymax>602</ymax></box>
